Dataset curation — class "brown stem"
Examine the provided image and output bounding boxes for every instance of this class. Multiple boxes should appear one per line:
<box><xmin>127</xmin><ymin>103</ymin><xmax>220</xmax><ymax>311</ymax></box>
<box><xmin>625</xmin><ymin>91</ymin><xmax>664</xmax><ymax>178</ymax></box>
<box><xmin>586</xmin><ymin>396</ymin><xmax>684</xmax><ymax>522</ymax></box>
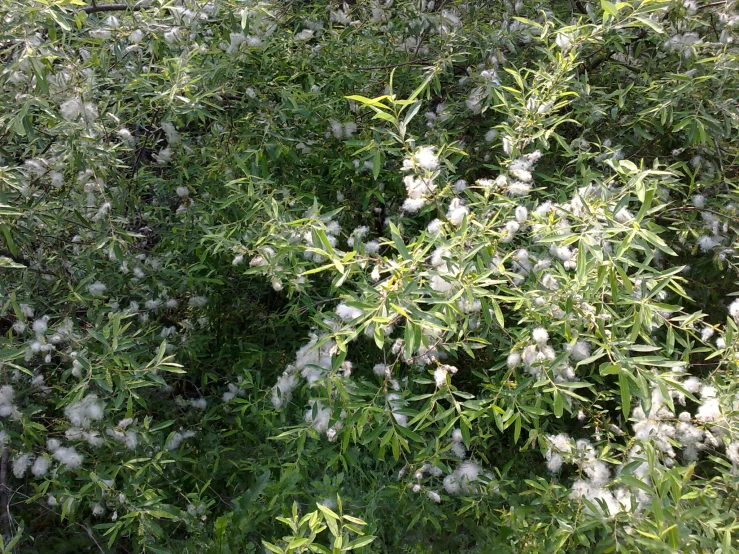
<box><xmin>572</xmin><ymin>0</ymin><xmax>588</xmax><ymax>14</ymax></box>
<box><xmin>0</xmin><ymin>447</ymin><xmax>10</xmax><ymax>543</ymax></box>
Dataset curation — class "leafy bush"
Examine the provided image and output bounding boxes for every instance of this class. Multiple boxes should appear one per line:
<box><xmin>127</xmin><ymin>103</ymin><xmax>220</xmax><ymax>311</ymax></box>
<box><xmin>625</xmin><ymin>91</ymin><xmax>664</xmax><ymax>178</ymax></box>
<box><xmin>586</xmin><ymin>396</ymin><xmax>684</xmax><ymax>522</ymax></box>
<box><xmin>2</xmin><ymin>0</ymin><xmax>739</xmax><ymax>552</ymax></box>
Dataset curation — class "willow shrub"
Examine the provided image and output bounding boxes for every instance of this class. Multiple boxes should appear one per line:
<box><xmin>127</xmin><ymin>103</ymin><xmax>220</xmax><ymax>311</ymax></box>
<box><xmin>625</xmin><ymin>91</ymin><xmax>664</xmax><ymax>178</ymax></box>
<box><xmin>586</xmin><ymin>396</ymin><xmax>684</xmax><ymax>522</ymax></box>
<box><xmin>2</xmin><ymin>0</ymin><xmax>739</xmax><ymax>552</ymax></box>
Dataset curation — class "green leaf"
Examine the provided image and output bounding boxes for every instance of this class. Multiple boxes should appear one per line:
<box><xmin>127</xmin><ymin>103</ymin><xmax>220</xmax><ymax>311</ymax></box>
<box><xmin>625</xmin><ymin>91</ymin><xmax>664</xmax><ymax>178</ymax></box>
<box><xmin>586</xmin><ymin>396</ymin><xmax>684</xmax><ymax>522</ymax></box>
<box><xmin>389</xmin><ymin>222</ymin><xmax>410</xmax><ymax>260</ymax></box>
<box><xmin>553</xmin><ymin>392</ymin><xmax>564</xmax><ymax>418</ymax></box>
<box><xmin>617</xmin><ymin>475</ymin><xmax>652</xmax><ymax>494</ymax></box>
<box><xmin>316</xmin><ymin>503</ymin><xmax>340</xmax><ymax>522</ymax></box>
<box><xmin>491</xmin><ymin>299</ymin><xmax>505</xmax><ymax>329</ymax></box>
<box><xmin>342</xmin><ymin>515</ymin><xmax>366</xmax><ymax>526</ymax></box>
<box><xmin>371</xmin><ymin>111</ymin><xmax>397</xmax><ymax>123</ymax></box>
<box><xmin>601</xmin><ymin>0</ymin><xmax>619</xmax><ymax>17</ymax></box>
<box><xmin>396</xmin><ymin>424</ymin><xmax>423</xmax><ymax>443</ymax></box>
<box><xmin>407</xmin><ymin>69</ymin><xmax>437</xmax><ymax>103</ymax></box>
<box><xmin>344</xmin><ymin>94</ymin><xmax>393</xmax><ymax>108</ymax></box>
<box><xmin>262</xmin><ymin>541</ymin><xmax>285</xmax><ymax>554</ymax></box>
<box><xmin>619</xmin><ymin>371</ymin><xmax>631</xmax><ymax>419</ymax></box>
<box><xmin>0</xmin><ymin>225</ymin><xmax>19</xmax><ymax>258</ymax></box>
<box><xmin>0</xmin><ymin>256</ymin><xmax>25</xmax><ymax>269</ymax></box>
<box><xmin>342</xmin><ymin>535</ymin><xmax>376</xmax><ymax>550</ymax></box>
<box><xmin>512</xmin><ymin>16</ymin><xmax>543</xmax><ymax>29</ymax></box>
<box><xmin>513</xmin><ymin>414</ymin><xmax>521</xmax><ymax>444</ymax></box>
<box><xmin>372</xmin><ymin>150</ymin><xmax>382</xmax><ymax>180</ymax></box>
<box><xmin>402</xmin><ymin>101</ymin><xmax>422</xmax><ymax>128</ymax></box>
<box><xmin>633</xmin><ymin>15</ymin><xmax>664</xmax><ymax>34</ymax></box>
<box><xmin>288</xmin><ymin>537</ymin><xmax>311</xmax><ymax>549</ymax></box>
<box><xmin>619</xmin><ymin>160</ymin><xmax>638</xmax><ymax>172</ymax></box>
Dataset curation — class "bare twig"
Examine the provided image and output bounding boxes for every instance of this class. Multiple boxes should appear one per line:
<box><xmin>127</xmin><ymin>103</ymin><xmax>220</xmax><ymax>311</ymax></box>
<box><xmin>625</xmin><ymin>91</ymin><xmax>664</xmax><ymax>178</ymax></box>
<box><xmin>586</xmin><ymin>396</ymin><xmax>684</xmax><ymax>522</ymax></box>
<box><xmin>83</xmin><ymin>524</ymin><xmax>107</xmax><ymax>554</ymax></box>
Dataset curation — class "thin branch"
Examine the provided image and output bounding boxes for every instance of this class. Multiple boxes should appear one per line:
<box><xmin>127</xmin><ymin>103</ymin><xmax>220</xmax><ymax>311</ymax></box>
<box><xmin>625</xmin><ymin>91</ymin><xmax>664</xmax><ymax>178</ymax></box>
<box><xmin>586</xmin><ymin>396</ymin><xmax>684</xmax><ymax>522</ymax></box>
<box><xmin>81</xmin><ymin>3</ymin><xmax>143</xmax><ymax>14</ymax></box>
<box><xmin>355</xmin><ymin>58</ymin><xmax>430</xmax><ymax>71</ymax></box>
<box><xmin>609</xmin><ymin>59</ymin><xmax>643</xmax><ymax>74</ymax></box>
<box><xmin>713</xmin><ymin>137</ymin><xmax>732</xmax><ymax>194</ymax></box>
<box><xmin>7</xmin><ymin>487</ymin><xmax>112</xmax><ymax>553</ymax></box>
<box><xmin>83</xmin><ymin>523</ymin><xmax>107</xmax><ymax>554</ymax></box>
<box><xmin>698</xmin><ymin>0</ymin><xmax>727</xmax><ymax>9</ymax></box>
<box><xmin>274</xmin><ymin>0</ymin><xmax>296</xmax><ymax>20</ymax></box>
<box><xmin>664</xmin><ymin>205</ymin><xmax>739</xmax><ymax>223</ymax></box>
<box><xmin>578</xmin><ymin>29</ymin><xmax>648</xmax><ymax>75</ymax></box>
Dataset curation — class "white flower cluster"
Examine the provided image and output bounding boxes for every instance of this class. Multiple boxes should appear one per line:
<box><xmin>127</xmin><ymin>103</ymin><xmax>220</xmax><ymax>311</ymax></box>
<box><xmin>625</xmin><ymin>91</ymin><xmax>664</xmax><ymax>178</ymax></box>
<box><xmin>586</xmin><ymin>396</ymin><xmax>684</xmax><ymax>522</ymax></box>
<box><xmin>60</xmin><ymin>97</ymin><xmax>98</xmax><ymax>122</ymax></box>
<box><xmin>424</xmin><ymin>103</ymin><xmax>451</xmax><ymax>129</ymax></box>
<box><xmin>105</xmin><ymin>417</ymin><xmax>139</xmax><ymax>450</ymax></box>
<box><xmin>449</xmin><ymin>427</ymin><xmax>466</xmax><ymax>459</ymax></box>
<box><xmin>546</xmin><ymin>434</ymin><xmax>641</xmax><ymax>517</ymax></box>
<box><xmin>663</xmin><ymin>32</ymin><xmax>702</xmax><ymax>57</ymax></box>
<box><xmin>547</xmin><ymin>366</ymin><xmax>739</xmax><ymax>517</ymax></box>
<box><xmin>406</xmin><ymin>446</ymin><xmax>493</xmax><ymax>501</ymax></box>
<box><xmin>390</xmin><ymin>325</ymin><xmax>445</xmax><ymax>367</ymax></box>
<box><xmin>555</xmin><ymin>31</ymin><xmax>575</xmax><ymax>52</ymax></box>
<box><xmin>65</xmin><ymin>394</ymin><xmax>104</xmax><ymax>429</ymax></box>
<box><xmin>176</xmin><ymin>396</ymin><xmax>208</xmax><ymax>410</ymax></box>
<box><xmin>445</xmin><ymin>197</ymin><xmax>469</xmax><ymax>226</ymax></box>
<box><xmin>0</xmin><ymin>385</ymin><xmax>21</xmax><ymax>420</ymax></box>
<box><xmin>400</xmin><ymin>146</ymin><xmax>440</xmax><ymax>214</ymax></box>
<box><xmin>632</xmin><ymin>378</ymin><xmax>727</xmax><ymax>465</ymax></box>
<box><xmin>437</xmin><ymin>8</ymin><xmax>462</xmax><ymax>35</ymax></box>
<box><xmin>346</xmin><ymin>225</ymin><xmax>369</xmax><ymax>249</ymax></box>
<box><xmin>443</xmin><ymin>461</ymin><xmax>486</xmax><ymax>495</ymax></box>
<box><xmin>219</xmin><ymin>7</ymin><xmax>275</xmax><ymax>52</ymax></box>
<box><xmin>304</xmin><ymin>400</ymin><xmax>332</xmax><ymax>433</ymax></box>
<box><xmin>507</xmin><ymin>330</ymin><xmax>591</xmax><ymax>385</ymax></box>
<box><xmin>64</xmin><ymin>394</ymin><xmax>108</xmax><ymax>448</ymax></box>
<box><xmin>336</xmin><ymin>303</ymin><xmax>363</xmax><ymax>320</ymax></box>
<box><xmin>88</xmin><ymin>281</ymin><xmax>107</xmax><ymax>297</ymax></box>
<box><xmin>13</xmin><ymin>452</ymin><xmax>49</xmax><ymax>478</ymax></box>
<box><xmin>328</xmin><ymin>119</ymin><xmax>357</xmax><ymax>139</ymax></box>
<box><xmin>222</xmin><ymin>377</ymin><xmax>248</xmax><ymax>402</ymax></box>
<box><xmin>11</xmin><ymin>438</ymin><xmax>84</xmax><ymax>478</ymax></box>
<box><xmin>409</xmin><ymin>462</ymin><xmax>444</xmax><ymax>498</ymax></box>
<box><xmin>49</xmin><ymin>439</ymin><xmax>84</xmax><ymax>470</ymax></box>
<box><xmin>506</xmin><ymin>329</ymin><xmax>552</xmax><ymax>377</ymax></box>
<box><xmin>165</xmin><ymin>429</ymin><xmax>196</xmax><ymax>450</ymax></box>
<box><xmin>496</xmin><ymin>150</ymin><xmax>542</xmax><ymax>197</ymax></box>
<box><xmin>695</xmin><ymin>205</ymin><xmax>732</xmax><ymax>255</ymax></box>
<box><xmin>21</xmin><ymin>313</ymin><xmax>77</xmax><ymax>364</ymax></box>
<box><xmin>428</xmin><ymin>247</ymin><xmax>457</xmax><ymax>294</ymax></box>
<box><xmin>12</xmin><ymin>453</ymin><xmax>32</xmax><ymax>478</ymax></box>
<box><xmin>433</xmin><ymin>363</ymin><xmax>458</xmax><ymax>388</ymax></box>
<box><xmin>271</xmin><ymin>331</ymin><xmax>348</xmax><ymax>409</ymax></box>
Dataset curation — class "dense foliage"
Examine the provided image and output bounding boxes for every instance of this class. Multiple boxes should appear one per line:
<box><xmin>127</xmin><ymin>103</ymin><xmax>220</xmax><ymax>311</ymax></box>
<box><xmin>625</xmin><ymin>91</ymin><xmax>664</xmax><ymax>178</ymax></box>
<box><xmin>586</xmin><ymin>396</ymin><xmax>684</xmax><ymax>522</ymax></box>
<box><xmin>2</xmin><ymin>0</ymin><xmax>739</xmax><ymax>552</ymax></box>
